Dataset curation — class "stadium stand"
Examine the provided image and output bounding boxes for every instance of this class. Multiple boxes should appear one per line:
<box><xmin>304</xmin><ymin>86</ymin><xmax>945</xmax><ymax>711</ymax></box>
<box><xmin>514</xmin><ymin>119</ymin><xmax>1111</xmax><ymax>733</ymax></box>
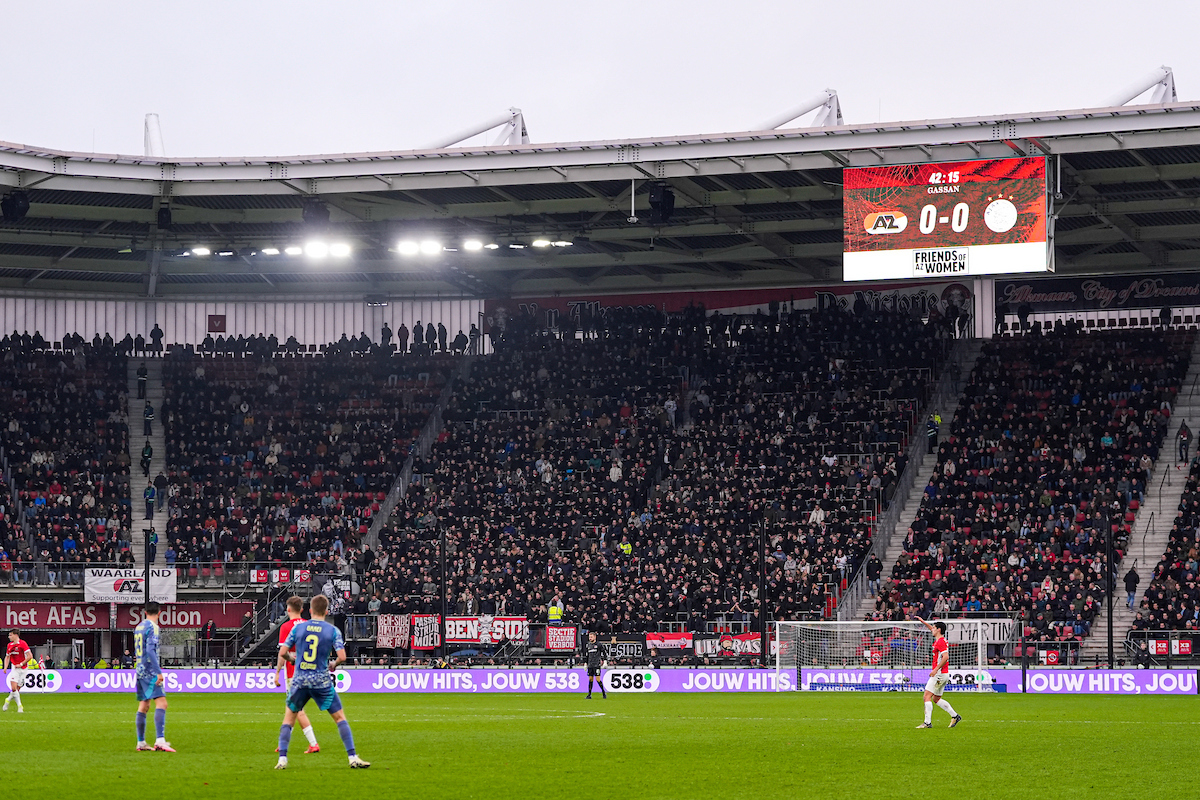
<box><xmin>365</xmin><ymin>306</ymin><xmax>952</xmax><ymax>639</ymax></box>
<box><xmin>1135</xmin><ymin>456</ymin><xmax>1200</xmax><ymax>632</ymax></box>
<box><xmin>873</xmin><ymin>328</ymin><xmax>1193</xmax><ymax>662</ymax></box>
<box><xmin>0</xmin><ymin>333</ymin><xmax>131</xmax><ymax>583</ymax></box>
<box><xmin>160</xmin><ymin>338</ymin><xmax>451</xmax><ymax>576</ymax></box>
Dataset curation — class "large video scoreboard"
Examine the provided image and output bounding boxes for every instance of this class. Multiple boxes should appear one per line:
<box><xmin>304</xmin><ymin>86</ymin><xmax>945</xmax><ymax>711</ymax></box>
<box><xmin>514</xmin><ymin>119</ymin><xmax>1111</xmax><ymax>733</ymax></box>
<box><xmin>842</xmin><ymin>156</ymin><xmax>1049</xmax><ymax>282</ymax></box>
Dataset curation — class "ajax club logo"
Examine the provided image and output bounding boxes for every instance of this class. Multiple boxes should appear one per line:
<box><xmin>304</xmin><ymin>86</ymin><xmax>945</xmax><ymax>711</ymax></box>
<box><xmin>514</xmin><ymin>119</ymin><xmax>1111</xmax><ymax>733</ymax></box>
<box><xmin>864</xmin><ymin>212</ymin><xmax>908</xmax><ymax>234</ymax></box>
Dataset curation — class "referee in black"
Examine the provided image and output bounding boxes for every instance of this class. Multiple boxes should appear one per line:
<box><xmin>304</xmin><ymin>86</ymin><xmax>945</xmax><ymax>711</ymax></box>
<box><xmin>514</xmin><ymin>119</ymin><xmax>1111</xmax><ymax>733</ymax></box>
<box><xmin>584</xmin><ymin>631</ymin><xmax>607</xmax><ymax>699</ymax></box>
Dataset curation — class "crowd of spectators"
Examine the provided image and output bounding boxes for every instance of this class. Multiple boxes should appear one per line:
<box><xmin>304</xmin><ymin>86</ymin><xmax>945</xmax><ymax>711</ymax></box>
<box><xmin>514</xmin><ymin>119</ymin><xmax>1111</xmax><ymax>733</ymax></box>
<box><xmin>1134</xmin><ymin>455</ymin><xmax>1200</xmax><ymax>632</ymax></box>
<box><xmin>874</xmin><ymin>328</ymin><xmax>1192</xmax><ymax>658</ymax></box>
<box><xmin>160</xmin><ymin>338</ymin><xmax>452</xmax><ymax>574</ymax></box>
<box><xmin>362</xmin><ymin>304</ymin><xmax>951</xmax><ymax>640</ymax></box>
<box><xmin>0</xmin><ymin>333</ymin><xmax>132</xmax><ymax>581</ymax></box>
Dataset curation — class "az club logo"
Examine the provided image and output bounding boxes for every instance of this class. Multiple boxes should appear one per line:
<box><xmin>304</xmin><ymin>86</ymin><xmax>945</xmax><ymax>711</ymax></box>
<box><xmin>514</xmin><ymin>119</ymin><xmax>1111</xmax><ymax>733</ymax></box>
<box><xmin>113</xmin><ymin>579</ymin><xmax>143</xmax><ymax>592</ymax></box>
<box><xmin>864</xmin><ymin>212</ymin><xmax>908</xmax><ymax>234</ymax></box>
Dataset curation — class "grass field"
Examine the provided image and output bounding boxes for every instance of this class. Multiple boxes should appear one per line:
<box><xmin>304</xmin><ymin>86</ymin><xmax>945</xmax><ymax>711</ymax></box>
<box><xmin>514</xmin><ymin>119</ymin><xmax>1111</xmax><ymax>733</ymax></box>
<box><xmin>7</xmin><ymin>690</ymin><xmax>1193</xmax><ymax>799</ymax></box>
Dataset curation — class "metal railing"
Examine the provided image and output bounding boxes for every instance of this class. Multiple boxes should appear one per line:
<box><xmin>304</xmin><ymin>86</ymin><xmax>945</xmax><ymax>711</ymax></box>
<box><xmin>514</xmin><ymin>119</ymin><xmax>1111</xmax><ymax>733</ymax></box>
<box><xmin>0</xmin><ymin>561</ymin><xmax>316</xmax><ymax>591</ymax></box>
<box><xmin>365</xmin><ymin>351</ymin><xmax>472</xmax><ymax>551</ymax></box>
<box><xmin>1124</xmin><ymin>629</ymin><xmax>1199</xmax><ymax>667</ymax></box>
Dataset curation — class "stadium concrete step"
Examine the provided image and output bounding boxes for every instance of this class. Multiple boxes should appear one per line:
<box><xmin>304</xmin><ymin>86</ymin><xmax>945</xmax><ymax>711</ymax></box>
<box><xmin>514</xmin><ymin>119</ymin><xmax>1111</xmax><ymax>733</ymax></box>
<box><xmin>852</xmin><ymin>337</ymin><xmax>983</xmax><ymax>620</ymax></box>
<box><xmin>126</xmin><ymin>358</ymin><xmax>168</xmax><ymax>567</ymax></box>
<box><xmin>1080</xmin><ymin>333</ymin><xmax>1200</xmax><ymax>663</ymax></box>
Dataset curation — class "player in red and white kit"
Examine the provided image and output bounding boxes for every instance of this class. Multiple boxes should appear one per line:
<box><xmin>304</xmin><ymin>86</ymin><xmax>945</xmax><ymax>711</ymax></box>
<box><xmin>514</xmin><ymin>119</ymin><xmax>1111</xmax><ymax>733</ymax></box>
<box><xmin>272</xmin><ymin>596</ymin><xmax>320</xmax><ymax>753</ymax></box>
<box><xmin>4</xmin><ymin>630</ymin><xmax>35</xmax><ymax>713</ymax></box>
<box><xmin>915</xmin><ymin>619</ymin><xmax>961</xmax><ymax>728</ymax></box>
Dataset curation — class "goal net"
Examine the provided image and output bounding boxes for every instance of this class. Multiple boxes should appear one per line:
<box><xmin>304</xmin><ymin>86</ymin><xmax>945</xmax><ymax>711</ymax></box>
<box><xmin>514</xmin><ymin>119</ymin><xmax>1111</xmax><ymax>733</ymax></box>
<box><xmin>775</xmin><ymin>620</ymin><xmax>991</xmax><ymax>692</ymax></box>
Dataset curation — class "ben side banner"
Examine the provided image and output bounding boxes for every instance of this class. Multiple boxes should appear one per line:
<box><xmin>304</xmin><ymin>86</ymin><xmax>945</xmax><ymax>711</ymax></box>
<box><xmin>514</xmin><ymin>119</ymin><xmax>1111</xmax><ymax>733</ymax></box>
<box><xmin>13</xmin><ymin>668</ymin><xmax>1196</xmax><ymax>695</ymax></box>
<box><xmin>83</xmin><ymin>568</ymin><xmax>176</xmax><ymax>604</ymax></box>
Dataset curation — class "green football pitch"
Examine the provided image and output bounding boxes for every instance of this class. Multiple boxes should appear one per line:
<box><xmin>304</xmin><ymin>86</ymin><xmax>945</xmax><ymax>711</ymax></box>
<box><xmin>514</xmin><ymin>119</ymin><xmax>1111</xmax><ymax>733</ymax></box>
<box><xmin>7</xmin><ymin>691</ymin><xmax>1194</xmax><ymax>798</ymax></box>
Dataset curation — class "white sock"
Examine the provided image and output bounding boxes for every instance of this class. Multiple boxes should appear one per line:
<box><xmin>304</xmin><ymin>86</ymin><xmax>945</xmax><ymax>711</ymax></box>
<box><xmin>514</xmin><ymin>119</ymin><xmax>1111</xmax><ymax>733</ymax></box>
<box><xmin>923</xmin><ymin>701</ymin><xmax>933</xmax><ymax>724</ymax></box>
<box><xmin>937</xmin><ymin>698</ymin><xmax>957</xmax><ymax>717</ymax></box>
<box><xmin>302</xmin><ymin>726</ymin><xmax>317</xmax><ymax>746</ymax></box>
<box><xmin>155</xmin><ymin>736</ymin><xmax>166</xmax><ymax>744</ymax></box>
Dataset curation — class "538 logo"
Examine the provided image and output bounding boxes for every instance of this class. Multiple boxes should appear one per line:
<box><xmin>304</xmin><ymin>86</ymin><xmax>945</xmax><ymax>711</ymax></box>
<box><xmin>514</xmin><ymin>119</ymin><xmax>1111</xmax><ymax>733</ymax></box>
<box><xmin>20</xmin><ymin>670</ymin><xmax>62</xmax><ymax>693</ymax></box>
<box><xmin>334</xmin><ymin>670</ymin><xmax>352</xmax><ymax>692</ymax></box>
<box><xmin>863</xmin><ymin>212</ymin><xmax>908</xmax><ymax>234</ymax></box>
<box><xmin>605</xmin><ymin>670</ymin><xmax>659</xmax><ymax>693</ymax></box>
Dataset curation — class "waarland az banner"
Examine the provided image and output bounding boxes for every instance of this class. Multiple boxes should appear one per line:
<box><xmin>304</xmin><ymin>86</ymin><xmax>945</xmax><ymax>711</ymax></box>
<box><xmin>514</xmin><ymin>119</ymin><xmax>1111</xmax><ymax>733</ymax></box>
<box><xmin>13</xmin><ymin>668</ymin><xmax>1195</xmax><ymax>695</ymax></box>
<box><xmin>83</xmin><ymin>568</ymin><xmax>176</xmax><ymax>604</ymax></box>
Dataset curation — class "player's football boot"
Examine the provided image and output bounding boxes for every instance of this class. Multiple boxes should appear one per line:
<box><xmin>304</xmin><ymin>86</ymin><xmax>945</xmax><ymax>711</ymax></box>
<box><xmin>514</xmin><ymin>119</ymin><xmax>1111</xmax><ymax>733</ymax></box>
<box><xmin>304</xmin><ymin>744</ymin><xmax>320</xmax><ymax>754</ymax></box>
<box><xmin>348</xmin><ymin>755</ymin><xmax>371</xmax><ymax>768</ymax></box>
<box><xmin>949</xmin><ymin>714</ymin><xmax>962</xmax><ymax>728</ymax></box>
<box><xmin>275</xmin><ymin>757</ymin><xmax>288</xmax><ymax>770</ymax></box>
<box><xmin>1</xmin><ymin>700</ymin><xmax>8</xmax><ymax>711</ymax></box>
<box><xmin>153</xmin><ymin>742</ymin><xmax>176</xmax><ymax>752</ymax></box>
<box><xmin>915</xmin><ymin>722</ymin><xmax>932</xmax><ymax>728</ymax></box>
<box><xmin>136</xmin><ymin>742</ymin><xmax>154</xmax><ymax>751</ymax></box>
<box><xmin>15</xmin><ymin>707</ymin><xmax>22</xmax><ymax>713</ymax></box>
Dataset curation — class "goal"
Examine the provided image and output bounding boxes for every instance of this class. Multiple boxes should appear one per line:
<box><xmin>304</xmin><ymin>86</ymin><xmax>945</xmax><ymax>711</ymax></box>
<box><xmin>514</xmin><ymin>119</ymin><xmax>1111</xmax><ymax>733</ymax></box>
<box><xmin>774</xmin><ymin>620</ymin><xmax>990</xmax><ymax>692</ymax></box>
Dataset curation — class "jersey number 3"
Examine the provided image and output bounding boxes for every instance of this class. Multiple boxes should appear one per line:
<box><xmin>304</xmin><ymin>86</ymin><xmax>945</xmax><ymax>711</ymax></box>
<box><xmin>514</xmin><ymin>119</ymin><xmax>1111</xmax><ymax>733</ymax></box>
<box><xmin>301</xmin><ymin>634</ymin><xmax>319</xmax><ymax>666</ymax></box>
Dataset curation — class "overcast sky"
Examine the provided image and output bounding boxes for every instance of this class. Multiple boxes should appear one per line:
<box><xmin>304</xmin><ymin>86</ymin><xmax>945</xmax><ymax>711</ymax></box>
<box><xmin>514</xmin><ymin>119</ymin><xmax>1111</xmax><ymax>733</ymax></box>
<box><xmin>3</xmin><ymin>0</ymin><xmax>1196</xmax><ymax>158</ymax></box>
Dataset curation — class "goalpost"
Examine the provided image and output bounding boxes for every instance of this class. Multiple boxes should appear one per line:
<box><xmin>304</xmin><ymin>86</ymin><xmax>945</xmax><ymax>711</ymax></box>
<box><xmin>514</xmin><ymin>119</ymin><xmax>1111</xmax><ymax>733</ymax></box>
<box><xmin>774</xmin><ymin>620</ymin><xmax>994</xmax><ymax>692</ymax></box>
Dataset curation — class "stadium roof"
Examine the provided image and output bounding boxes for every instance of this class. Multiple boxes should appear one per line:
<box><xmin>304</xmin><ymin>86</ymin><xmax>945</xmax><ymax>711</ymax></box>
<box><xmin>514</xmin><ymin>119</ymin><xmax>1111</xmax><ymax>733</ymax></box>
<box><xmin>2</xmin><ymin>101</ymin><xmax>1200</xmax><ymax>298</ymax></box>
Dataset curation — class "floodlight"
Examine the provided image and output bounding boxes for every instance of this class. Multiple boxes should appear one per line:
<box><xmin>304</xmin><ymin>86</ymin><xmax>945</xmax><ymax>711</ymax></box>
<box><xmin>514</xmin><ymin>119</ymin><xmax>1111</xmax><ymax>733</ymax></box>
<box><xmin>463</xmin><ymin>239</ymin><xmax>484</xmax><ymax>252</ymax></box>
<box><xmin>329</xmin><ymin>242</ymin><xmax>352</xmax><ymax>258</ymax></box>
<box><xmin>262</xmin><ymin>247</ymin><xmax>280</xmax><ymax>255</ymax></box>
<box><xmin>397</xmin><ymin>240</ymin><xmax>420</xmax><ymax>256</ymax></box>
<box><xmin>284</xmin><ymin>246</ymin><xmax>303</xmax><ymax>256</ymax></box>
<box><xmin>190</xmin><ymin>246</ymin><xmax>211</xmax><ymax>256</ymax></box>
<box><xmin>305</xmin><ymin>241</ymin><xmax>329</xmax><ymax>258</ymax></box>
<box><xmin>531</xmin><ymin>238</ymin><xmax>551</xmax><ymax>248</ymax></box>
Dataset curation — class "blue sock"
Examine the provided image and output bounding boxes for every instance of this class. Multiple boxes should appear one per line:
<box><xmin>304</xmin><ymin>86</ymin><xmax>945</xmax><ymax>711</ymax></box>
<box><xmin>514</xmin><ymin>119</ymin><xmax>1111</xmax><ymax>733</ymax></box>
<box><xmin>337</xmin><ymin>719</ymin><xmax>356</xmax><ymax>756</ymax></box>
<box><xmin>278</xmin><ymin>724</ymin><xmax>293</xmax><ymax>757</ymax></box>
<box><xmin>154</xmin><ymin>708</ymin><xmax>166</xmax><ymax>740</ymax></box>
<box><xmin>136</xmin><ymin>711</ymin><xmax>146</xmax><ymax>742</ymax></box>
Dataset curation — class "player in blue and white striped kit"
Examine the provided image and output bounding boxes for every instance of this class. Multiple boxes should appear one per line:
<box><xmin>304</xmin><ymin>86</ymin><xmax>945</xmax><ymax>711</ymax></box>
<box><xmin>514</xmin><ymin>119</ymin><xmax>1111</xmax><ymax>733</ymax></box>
<box><xmin>133</xmin><ymin>602</ymin><xmax>174</xmax><ymax>752</ymax></box>
<box><xmin>274</xmin><ymin>594</ymin><xmax>369</xmax><ymax>769</ymax></box>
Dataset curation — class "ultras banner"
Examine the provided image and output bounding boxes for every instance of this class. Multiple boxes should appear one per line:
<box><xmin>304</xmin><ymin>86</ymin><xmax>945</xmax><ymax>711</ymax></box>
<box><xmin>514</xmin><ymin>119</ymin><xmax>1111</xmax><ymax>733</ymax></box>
<box><xmin>83</xmin><ymin>568</ymin><xmax>176</xmax><ymax>604</ymax></box>
<box><xmin>486</xmin><ymin>281</ymin><xmax>975</xmax><ymax>336</ymax></box>
<box><xmin>995</xmin><ymin>273</ymin><xmax>1200</xmax><ymax>313</ymax></box>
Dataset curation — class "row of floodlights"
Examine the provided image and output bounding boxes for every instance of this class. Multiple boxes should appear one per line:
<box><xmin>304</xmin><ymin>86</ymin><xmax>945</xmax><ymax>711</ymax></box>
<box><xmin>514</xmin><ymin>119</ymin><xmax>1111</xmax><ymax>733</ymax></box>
<box><xmin>397</xmin><ymin>238</ymin><xmax>573</xmax><ymax>255</ymax></box>
<box><xmin>181</xmin><ymin>238</ymin><xmax>573</xmax><ymax>259</ymax></box>
<box><xmin>185</xmin><ymin>242</ymin><xmax>352</xmax><ymax>259</ymax></box>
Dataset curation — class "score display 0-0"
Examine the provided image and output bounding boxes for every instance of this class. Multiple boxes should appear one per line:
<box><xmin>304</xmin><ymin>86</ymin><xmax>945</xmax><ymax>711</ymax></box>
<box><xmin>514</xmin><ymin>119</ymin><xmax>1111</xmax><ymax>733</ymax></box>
<box><xmin>843</xmin><ymin>156</ymin><xmax>1049</xmax><ymax>281</ymax></box>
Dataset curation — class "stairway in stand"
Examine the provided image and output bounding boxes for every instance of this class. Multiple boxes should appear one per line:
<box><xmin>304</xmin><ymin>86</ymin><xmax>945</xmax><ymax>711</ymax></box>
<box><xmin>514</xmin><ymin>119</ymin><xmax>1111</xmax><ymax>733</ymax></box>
<box><xmin>126</xmin><ymin>359</ymin><xmax>168</xmax><ymax>566</ymax></box>
<box><xmin>1079</xmin><ymin>332</ymin><xmax>1200</xmax><ymax>665</ymax></box>
<box><xmin>853</xmin><ymin>338</ymin><xmax>984</xmax><ymax>619</ymax></box>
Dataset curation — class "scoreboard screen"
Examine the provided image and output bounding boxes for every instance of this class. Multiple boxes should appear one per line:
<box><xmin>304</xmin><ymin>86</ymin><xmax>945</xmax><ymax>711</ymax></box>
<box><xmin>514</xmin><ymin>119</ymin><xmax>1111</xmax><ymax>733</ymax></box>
<box><xmin>842</xmin><ymin>157</ymin><xmax>1048</xmax><ymax>282</ymax></box>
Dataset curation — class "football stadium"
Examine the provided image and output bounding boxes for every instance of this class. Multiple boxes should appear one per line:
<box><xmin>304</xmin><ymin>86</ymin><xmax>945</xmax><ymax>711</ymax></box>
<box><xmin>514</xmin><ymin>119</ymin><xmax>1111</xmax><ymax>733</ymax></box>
<box><xmin>4</xmin><ymin>7</ymin><xmax>1200</xmax><ymax>797</ymax></box>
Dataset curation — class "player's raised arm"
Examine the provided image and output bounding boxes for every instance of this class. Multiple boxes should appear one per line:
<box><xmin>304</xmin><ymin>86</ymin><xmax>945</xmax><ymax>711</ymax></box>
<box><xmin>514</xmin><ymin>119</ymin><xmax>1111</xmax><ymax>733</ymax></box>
<box><xmin>916</xmin><ymin>617</ymin><xmax>936</xmax><ymax>633</ymax></box>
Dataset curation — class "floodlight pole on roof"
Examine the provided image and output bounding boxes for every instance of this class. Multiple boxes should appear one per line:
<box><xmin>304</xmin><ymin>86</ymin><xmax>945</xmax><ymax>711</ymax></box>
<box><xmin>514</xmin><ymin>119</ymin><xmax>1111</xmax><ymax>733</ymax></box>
<box><xmin>1107</xmin><ymin>66</ymin><xmax>1177</xmax><ymax>106</ymax></box>
<box><xmin>757</xmin><ymin>89</ymin><xmax>843</xmax><ymax>130</ymax></box>
<box><xmin>425</xmin><ymin>107</ymin><xmax>531</xmax><ymax>149</ymax></box>
<box><xmin>144</xmin><ymin>113</ymin><xmax>165</xmax><ymax>158</ymax></box>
